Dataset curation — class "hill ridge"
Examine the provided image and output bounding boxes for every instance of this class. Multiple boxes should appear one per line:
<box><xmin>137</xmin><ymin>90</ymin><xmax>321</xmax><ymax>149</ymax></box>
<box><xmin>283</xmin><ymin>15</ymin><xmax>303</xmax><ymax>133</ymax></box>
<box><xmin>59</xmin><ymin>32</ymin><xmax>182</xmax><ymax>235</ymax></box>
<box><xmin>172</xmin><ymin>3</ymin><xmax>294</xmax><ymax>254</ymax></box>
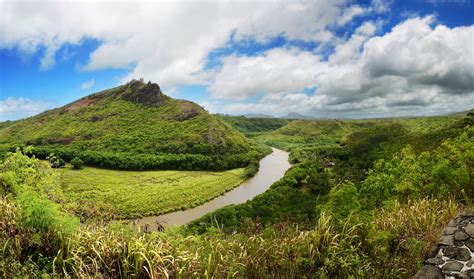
<box><xmin>0</xmin><ymin>80</ymin><xmax>268</xmax><ymax>170</ymax></box>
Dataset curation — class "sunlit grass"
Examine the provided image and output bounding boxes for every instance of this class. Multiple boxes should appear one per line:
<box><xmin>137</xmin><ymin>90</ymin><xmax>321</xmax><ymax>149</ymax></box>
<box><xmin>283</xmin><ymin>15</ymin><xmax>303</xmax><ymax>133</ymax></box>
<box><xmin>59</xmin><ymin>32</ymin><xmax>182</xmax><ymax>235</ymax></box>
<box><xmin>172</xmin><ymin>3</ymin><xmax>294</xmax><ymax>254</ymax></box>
<box><xmin>60</xmin><ymin>165</ymin><xmax>246</xmax><ymax>219</ymax></box>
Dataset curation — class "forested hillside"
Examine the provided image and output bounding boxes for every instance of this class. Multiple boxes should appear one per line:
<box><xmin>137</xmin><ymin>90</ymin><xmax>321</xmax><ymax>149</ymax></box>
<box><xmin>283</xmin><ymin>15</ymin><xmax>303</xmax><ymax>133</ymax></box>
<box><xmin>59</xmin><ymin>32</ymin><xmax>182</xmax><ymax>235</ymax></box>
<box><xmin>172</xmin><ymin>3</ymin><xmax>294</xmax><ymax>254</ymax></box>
<box><xmin>217</xmin><ymin>115</ymin><xmax>292</xmax><ymax>137</ymax></box>
<box><xmin>0</xmin><ymin>80</ymin><xmax>268</xmax><ymax>170</ymax></box>
<box><xmin>191</xmin><ymin>113</ymin><xmax>472</xmax><ymax>229</ymax></box>
<box><xmin>187</xmin><ymin>112</ymin><xmax>473</xmax><ymax>276</ymax></box>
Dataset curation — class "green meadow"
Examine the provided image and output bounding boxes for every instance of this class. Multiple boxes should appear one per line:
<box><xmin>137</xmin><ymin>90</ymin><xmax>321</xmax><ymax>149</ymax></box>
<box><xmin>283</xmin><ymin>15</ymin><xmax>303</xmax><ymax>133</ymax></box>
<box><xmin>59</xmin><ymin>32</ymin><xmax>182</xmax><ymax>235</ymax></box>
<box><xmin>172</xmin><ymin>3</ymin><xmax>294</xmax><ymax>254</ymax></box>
<box><xmin>60</xmin><ymin>165</ymin><xmax>245</xmax><ymax>219</ymax></box>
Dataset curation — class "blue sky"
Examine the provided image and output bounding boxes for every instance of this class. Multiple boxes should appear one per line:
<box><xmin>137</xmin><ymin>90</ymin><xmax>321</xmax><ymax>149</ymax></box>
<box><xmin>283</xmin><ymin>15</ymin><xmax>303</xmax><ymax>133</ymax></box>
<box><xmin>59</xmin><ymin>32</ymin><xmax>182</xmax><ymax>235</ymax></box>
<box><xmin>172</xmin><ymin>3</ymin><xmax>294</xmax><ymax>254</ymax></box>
<box><xmin>0</xmin><ymin>0</ymin><xmax>473</xmax><ymax>120</ymax></box>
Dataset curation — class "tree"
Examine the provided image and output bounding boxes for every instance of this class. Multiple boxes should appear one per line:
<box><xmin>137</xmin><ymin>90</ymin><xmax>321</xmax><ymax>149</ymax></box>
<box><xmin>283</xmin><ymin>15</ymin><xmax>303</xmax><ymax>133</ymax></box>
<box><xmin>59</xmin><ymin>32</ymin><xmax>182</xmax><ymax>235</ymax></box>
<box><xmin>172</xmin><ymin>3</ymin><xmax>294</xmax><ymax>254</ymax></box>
<box><xmin>71</xmin><ymin>157</ymin><xmax>84</xmax><ymax>169</ymax></box>
<box><xmin>319</xmin><ymin>182</ymin><xmax>361</xmax><ymax>220</ymax></box>
<box><xmin>46</xmin><ymin>153</ymin><xmax>65</xmax><ymax>168</ymax></box>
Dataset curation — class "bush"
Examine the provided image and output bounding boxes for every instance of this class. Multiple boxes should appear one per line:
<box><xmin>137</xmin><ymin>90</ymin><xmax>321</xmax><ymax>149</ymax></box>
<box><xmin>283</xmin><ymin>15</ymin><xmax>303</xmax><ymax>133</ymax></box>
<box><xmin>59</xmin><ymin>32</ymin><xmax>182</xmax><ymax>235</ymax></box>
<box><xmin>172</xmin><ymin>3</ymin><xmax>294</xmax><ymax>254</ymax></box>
<box><xmin>70</xmin><ymin>157</ymin><xmax>83</xmax><ymax>169</ymax></box>
<box><xmin>244</xmin><ymin>163</ymin><xmax>258</xmax><ymax>177</ymax></box>
<box><xmin>46</xmin><ymin>153</ymin><xmax>65</xmax><ymax>168</ymax></box>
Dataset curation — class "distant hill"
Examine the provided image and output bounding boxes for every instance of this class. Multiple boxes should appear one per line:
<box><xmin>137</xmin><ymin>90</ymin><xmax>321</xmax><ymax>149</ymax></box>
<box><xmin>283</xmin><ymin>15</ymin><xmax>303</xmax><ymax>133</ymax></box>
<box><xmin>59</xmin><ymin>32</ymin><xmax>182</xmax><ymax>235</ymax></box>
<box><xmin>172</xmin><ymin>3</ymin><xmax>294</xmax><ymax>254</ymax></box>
<box><xmin>281</xmin><ymin>112</ymin><xmax>314</xmax><ymax>119</ymax></box>
<box><xmin>0</xmin><ymin>80</ymin><xmax>266</xmax><ymax>170</ymax></box>
<box><xmin>243</xmin><ymin>113</ymin><xmax>275</xmax><ymax>118</ymax></box>
<box><xmin>254</xmin><ymin>112</ymin><xmax>471</xmax><ymax>151</ymax></box>
<box><xmin>217</xmin><ymin>115</ymin><xmax>291</xmax><ymax>136</ymax></box>
<box><xmin>447</xmin><ymin>108</ymin><xmax>474</xmax><ymax>117</ymax></box>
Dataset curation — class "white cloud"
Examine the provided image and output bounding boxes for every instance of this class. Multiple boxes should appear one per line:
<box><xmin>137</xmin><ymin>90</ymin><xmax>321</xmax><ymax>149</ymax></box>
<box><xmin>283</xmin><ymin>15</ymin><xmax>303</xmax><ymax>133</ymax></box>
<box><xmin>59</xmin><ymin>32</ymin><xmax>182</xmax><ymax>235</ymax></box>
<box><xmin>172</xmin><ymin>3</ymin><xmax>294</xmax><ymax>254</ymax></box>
<box><xmin>80</xmin><ymin>79</ymin><xmax>95</xmax><ymax>90</ymax></box>
<box><xmin>209</xmin><ymin>48</ymin><xmax>323</xmax><ymax>99</ymax></box>
<box><xmin>0</xmin><ymin>0</ymin><xmax>366</xmax><ymax>87</ymax></box>
<box><xmin>208</xmin><ymin>16</ymin><xmax>474</xmax><ymax>117</ymax></box>
<box><xmin>328</xmin><ymin>21</ymin><xmax>378</xmax><ymax>65</ymax></box>
<box><xmin>361</xmin><ymin>16</ymin><xmax>474</xmax><ymax>94</ymax></box>
<box><xmin>39</xmin><ymin>42</ymin><xmax>60</xmax><ymax>70</ymax></box>
<box><xmin>2</xmin><ymin>0</ymin><xmax>472</xmax><ymax>118</ymax></box>
<box><xmin>370</xmin><ymin>0</ymin><xmax>392</xmax><ymax>13</ymax></box>
<box><xmin>0</xmin><ymin>97</ymin><xmax>53</xmax><ymax>121</ymax></box>
<box><xmin>337</xmin><ymin>5</ymin><xmax>365</xmax><ymax>25</ymax></box>
<box><xmin>336</xmin><ymin>0</ymin><xmax>390</xmax><ymax>26</ymax></box>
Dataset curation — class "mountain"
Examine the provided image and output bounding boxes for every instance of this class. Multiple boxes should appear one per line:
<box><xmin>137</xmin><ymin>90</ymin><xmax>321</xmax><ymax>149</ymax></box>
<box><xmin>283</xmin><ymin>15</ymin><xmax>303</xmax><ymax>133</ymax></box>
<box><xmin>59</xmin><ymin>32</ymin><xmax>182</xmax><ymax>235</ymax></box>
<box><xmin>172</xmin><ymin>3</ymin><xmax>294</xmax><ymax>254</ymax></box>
<box><xmin>243</xmin><ymin>113</ymin><xmax>275</xmax><ymax>118</ymax></box>
<box><xmin>447</xmin><ymin>108</ymin><xmax>474</xmax><ymax>117</ymax></box>
<box><xmin>281</xmin><ymin>112</ymin><xmax>314</xmax><ymax>119</ymax></box>
<box><xmin>0</xmin><ymin>80</ymin><xmax>266</xmax><ymax>170</ymax></box>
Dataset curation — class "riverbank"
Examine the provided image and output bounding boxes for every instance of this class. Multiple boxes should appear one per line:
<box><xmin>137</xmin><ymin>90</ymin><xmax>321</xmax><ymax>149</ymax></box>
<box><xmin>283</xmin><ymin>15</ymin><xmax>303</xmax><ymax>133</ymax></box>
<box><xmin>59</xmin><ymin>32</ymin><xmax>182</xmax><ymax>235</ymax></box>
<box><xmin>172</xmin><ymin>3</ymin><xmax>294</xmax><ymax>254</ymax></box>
<box><xmin>134</xmin><ymin>148</ymin><xmax>290</xmax><ymax>229</ymax></box>
<box><xmin>60</xmin><ymin>165</ymin><xmax>246</xmax><ymax>220</ymax></box>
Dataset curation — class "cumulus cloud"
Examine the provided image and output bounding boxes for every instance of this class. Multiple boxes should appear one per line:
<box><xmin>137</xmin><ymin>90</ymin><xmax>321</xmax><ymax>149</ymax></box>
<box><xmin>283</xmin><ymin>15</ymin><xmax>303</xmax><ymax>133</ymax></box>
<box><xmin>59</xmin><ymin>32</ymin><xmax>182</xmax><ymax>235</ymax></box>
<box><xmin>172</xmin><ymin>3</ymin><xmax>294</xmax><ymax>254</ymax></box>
<box><xmin>0</xmin><ymin>0</ymin><xmax>368</xmax><ymax>87</ymax></box>
<box><xmin>0</xmin><ymin>97</ymin><xmax>53</xmax><ymax>121</ymax></box>
<box><xmin>328</xmin><ymin>21</ymin><xmax>378</xmax><ymax>65</ymax></box>
<box><xmin>361</xmin><ymin>16</ymin><xmax>474</xmax><ymax>94</ymax></box>
<box><xmin>209</xmin><ymin>16</ymin><xmax>474</xmax><ymax>117</ymax></box>
<box><xmin>209</xmin><ymin>48</ymin><xmax>323</xmax><ymax>99</ymax></box>
<box><xmin>1</xmin><ymin>0</ymin><xmax>471</xmax><ymax>117</ymax></box>
<box><xmin>337</xmin><ymin>4</ymin><xmax>365</xmax><ymax>25</ymax></box>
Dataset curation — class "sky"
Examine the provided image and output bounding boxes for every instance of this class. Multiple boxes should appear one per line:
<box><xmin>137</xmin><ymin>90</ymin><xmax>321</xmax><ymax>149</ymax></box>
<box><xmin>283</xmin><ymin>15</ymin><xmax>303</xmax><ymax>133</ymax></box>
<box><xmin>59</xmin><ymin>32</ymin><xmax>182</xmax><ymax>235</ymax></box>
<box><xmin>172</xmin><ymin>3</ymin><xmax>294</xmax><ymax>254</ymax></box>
<box><xmin>0</xmin><ymin>0</ymin><xmax>473</xmax><ymax>121</ymax></box>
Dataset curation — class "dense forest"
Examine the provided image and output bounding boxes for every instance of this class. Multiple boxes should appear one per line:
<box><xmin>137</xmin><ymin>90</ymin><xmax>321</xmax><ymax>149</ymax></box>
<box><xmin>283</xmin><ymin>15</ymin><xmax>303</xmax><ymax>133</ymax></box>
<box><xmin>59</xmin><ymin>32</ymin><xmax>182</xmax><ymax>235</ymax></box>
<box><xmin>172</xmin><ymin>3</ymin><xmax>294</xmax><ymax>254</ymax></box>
<box><xmin>1</xmin><ymin>109</ymin><xmax>473</xmax><ymax>277</ymax></box>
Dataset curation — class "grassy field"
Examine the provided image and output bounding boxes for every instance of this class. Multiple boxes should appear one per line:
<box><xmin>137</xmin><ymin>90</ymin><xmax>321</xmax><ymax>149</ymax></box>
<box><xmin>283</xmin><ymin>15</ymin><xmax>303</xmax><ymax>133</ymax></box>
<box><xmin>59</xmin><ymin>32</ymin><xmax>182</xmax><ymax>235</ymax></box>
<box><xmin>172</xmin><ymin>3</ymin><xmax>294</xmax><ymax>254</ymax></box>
<box><xmin>60</xmin><ymin>165</ymin><xmax>246</xmax><ymax>219</ymax></box>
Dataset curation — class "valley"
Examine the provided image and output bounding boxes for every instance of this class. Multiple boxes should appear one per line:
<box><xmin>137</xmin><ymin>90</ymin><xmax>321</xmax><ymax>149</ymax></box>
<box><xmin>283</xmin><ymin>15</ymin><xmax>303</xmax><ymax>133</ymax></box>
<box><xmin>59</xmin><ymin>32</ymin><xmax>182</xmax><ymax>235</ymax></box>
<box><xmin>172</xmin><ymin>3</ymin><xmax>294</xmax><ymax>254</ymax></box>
<box><xmin>1</xmin><ymin>82</ymin><xmax>473</xmax><ymax>278</ymax></box>
<box><xmin>2</xmin><ymin>1</ymin><xmax>473</xmax><ymax>277</ymax></box>
<box><xmin>135</xmin><ymin>148</ymin><xmax>290</xmax><ymax>228</ymax></box>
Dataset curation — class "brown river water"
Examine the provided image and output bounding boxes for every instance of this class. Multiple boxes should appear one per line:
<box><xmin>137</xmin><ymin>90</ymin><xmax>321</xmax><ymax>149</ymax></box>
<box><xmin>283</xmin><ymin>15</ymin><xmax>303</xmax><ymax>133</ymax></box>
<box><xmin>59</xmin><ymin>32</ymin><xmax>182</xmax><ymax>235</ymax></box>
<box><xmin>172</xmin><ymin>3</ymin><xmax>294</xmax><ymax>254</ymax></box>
<box><xmin>133</xmin><ymin>148</ymin><xmax>290</xmax><ymax>230</ymax></box>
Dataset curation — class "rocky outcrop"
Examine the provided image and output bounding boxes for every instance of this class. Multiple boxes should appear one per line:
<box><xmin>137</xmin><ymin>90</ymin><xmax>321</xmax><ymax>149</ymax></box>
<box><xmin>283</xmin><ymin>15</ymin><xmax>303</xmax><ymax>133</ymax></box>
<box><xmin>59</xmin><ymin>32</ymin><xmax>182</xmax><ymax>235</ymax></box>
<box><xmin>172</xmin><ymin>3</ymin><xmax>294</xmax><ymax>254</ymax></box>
<box><xmin>122</xmin><ymin>81</ymin><xmax>169</xmax><ymax>107</ymax></box>
<box><xmin>173</xmin><ymin>101</ymin><xmax>201</xmax><ymax>121</ymax></box>
<box><xmin>414</xmin><ymin>213</ymin><xmax>474</xmax><ymax>279</ymax></box>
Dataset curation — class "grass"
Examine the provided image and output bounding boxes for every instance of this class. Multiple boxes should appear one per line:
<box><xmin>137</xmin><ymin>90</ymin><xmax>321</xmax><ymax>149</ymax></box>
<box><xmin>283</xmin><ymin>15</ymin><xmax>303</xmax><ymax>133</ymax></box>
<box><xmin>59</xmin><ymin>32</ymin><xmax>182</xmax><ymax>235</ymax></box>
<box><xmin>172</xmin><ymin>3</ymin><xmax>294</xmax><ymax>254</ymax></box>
<box><xmin>4</xmin><ymin>192</ymin><xmax>457</xmax><ymax>278</ymax></box>
<box><xmin>60</xmin><ymin>165</ymin><xmax>246</xmax><ymax>219</ymax></box>
<box><xmin>2</xmin><ymin>195</ymin><xmax>372</xmax><ymax>278</ymax></box>
<box><xmin>369</xmin><ymin>198</ymin><xmax>460</xmax><ymax>277</ymax></box>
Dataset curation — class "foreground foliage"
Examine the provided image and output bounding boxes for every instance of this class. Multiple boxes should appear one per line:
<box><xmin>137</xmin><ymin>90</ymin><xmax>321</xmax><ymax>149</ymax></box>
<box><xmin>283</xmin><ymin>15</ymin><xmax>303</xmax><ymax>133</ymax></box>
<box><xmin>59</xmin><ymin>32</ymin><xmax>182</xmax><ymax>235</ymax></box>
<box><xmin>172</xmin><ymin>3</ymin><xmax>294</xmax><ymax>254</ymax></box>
<box><xmin>0</xmin><ymin>192</ymin><xmax>459</xmax><ymax>278</ymax></box>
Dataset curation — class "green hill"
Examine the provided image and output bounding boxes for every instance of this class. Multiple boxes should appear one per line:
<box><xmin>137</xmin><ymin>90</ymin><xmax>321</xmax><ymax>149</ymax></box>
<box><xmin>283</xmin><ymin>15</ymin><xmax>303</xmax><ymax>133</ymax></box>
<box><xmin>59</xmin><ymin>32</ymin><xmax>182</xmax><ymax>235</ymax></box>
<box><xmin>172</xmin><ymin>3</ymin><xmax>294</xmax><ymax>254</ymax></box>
<box><xmin>217</xmin><ymin>115</ymin><xmax>292</xmax><ymax>137</ymax></box>
<box><xmin>0</xmin><ymin>80</ymin><xmax>267</xmax><ymax>170</ymax></box>
<box><xmin>252</xmin><ymin>115</ymin><xmax>465</xmax><ymax>151</ymax></box>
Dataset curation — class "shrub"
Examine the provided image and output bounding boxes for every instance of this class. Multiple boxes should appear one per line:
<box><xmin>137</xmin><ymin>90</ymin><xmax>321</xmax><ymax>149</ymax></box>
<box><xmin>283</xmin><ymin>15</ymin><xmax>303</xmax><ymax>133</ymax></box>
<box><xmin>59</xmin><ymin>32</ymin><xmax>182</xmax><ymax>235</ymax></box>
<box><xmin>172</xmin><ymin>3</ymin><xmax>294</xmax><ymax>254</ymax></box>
<box><xmin>46</xmin><ymin>153</ymin><xmax>65</xmax><ymax>168</ymax></box>
<box><xmin>244</xmin><ymin>163</ymin><xmax>258</xmax><ymax>177</ymax></box>
<box><xmin>70</xmin><ymin>157</ymin><xmax>83</xmax><ymax>169</ymax></box>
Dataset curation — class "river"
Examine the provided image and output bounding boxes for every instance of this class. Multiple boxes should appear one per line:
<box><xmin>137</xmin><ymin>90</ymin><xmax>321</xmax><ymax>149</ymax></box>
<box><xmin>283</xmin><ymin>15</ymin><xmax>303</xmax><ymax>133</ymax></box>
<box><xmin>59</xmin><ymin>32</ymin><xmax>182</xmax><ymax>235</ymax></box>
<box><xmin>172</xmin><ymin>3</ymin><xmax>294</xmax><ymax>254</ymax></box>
<box><xmin>134</xmin><ymin>148</ymin><xmax>290</xmax><ymax>229</ymax></box>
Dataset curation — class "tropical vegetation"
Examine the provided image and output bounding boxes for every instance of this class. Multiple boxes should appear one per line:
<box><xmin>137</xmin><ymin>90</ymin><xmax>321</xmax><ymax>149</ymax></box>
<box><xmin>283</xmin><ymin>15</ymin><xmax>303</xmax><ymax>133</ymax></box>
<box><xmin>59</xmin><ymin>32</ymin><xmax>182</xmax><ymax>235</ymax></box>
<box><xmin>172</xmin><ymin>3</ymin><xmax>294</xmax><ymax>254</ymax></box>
<box><xmin>1</xmin><ymin>90</ymin><xmax>472</xmax><ymax>277</ymax></box>
<box><xmin>0</xmin><ymin>80</ymin><xmax>269</xmax><ymax>171</ymax></box>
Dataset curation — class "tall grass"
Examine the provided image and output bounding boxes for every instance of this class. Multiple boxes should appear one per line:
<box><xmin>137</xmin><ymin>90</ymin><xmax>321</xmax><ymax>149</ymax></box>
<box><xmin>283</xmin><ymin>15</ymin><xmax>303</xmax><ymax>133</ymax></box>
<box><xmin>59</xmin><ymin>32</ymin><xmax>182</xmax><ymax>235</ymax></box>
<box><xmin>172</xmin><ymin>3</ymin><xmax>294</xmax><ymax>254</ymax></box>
<box><xmin>368</xmin><ymin>198</ymin><xmax>460</xmax><ymax>277</ymax></box>
<box><xmin>2</xmin><ymin>196</ymin><xmax>370</xmax><ymax>278</ymax></box>
<box><xmin>0</xmin><ymin>196</ymin><xmax>463</xmax><ymax>278</ymax></box>
<box><xmin>59</xmin><ymin>214</ymin><xmax>369</xmax><ymax>278</ymax></box>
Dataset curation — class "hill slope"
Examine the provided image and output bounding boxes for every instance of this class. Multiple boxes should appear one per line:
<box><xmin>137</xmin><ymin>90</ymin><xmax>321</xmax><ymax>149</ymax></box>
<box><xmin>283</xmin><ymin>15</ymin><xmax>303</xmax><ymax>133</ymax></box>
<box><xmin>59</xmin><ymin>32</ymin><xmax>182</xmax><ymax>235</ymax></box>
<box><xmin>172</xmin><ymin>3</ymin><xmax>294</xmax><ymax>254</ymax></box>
<box><xmin>217</xmin><ymin>115</ymin><xmax>292</xmax><ymax>137</ymax></box>
<box><xmin>0</xmin><ymin>80</ymin><xmax>266</xmax><ymax>170</ymax></box>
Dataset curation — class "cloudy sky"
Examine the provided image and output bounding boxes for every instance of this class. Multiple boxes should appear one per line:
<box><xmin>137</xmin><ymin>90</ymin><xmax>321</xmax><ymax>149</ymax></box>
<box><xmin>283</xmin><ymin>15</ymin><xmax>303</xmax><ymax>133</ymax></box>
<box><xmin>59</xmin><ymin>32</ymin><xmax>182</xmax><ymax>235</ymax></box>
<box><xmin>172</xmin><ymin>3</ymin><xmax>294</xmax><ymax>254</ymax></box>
<box><xmin>0</xmin><ymin>0</ymin><xmax>473</xmax><ymax>120</ymax></box>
